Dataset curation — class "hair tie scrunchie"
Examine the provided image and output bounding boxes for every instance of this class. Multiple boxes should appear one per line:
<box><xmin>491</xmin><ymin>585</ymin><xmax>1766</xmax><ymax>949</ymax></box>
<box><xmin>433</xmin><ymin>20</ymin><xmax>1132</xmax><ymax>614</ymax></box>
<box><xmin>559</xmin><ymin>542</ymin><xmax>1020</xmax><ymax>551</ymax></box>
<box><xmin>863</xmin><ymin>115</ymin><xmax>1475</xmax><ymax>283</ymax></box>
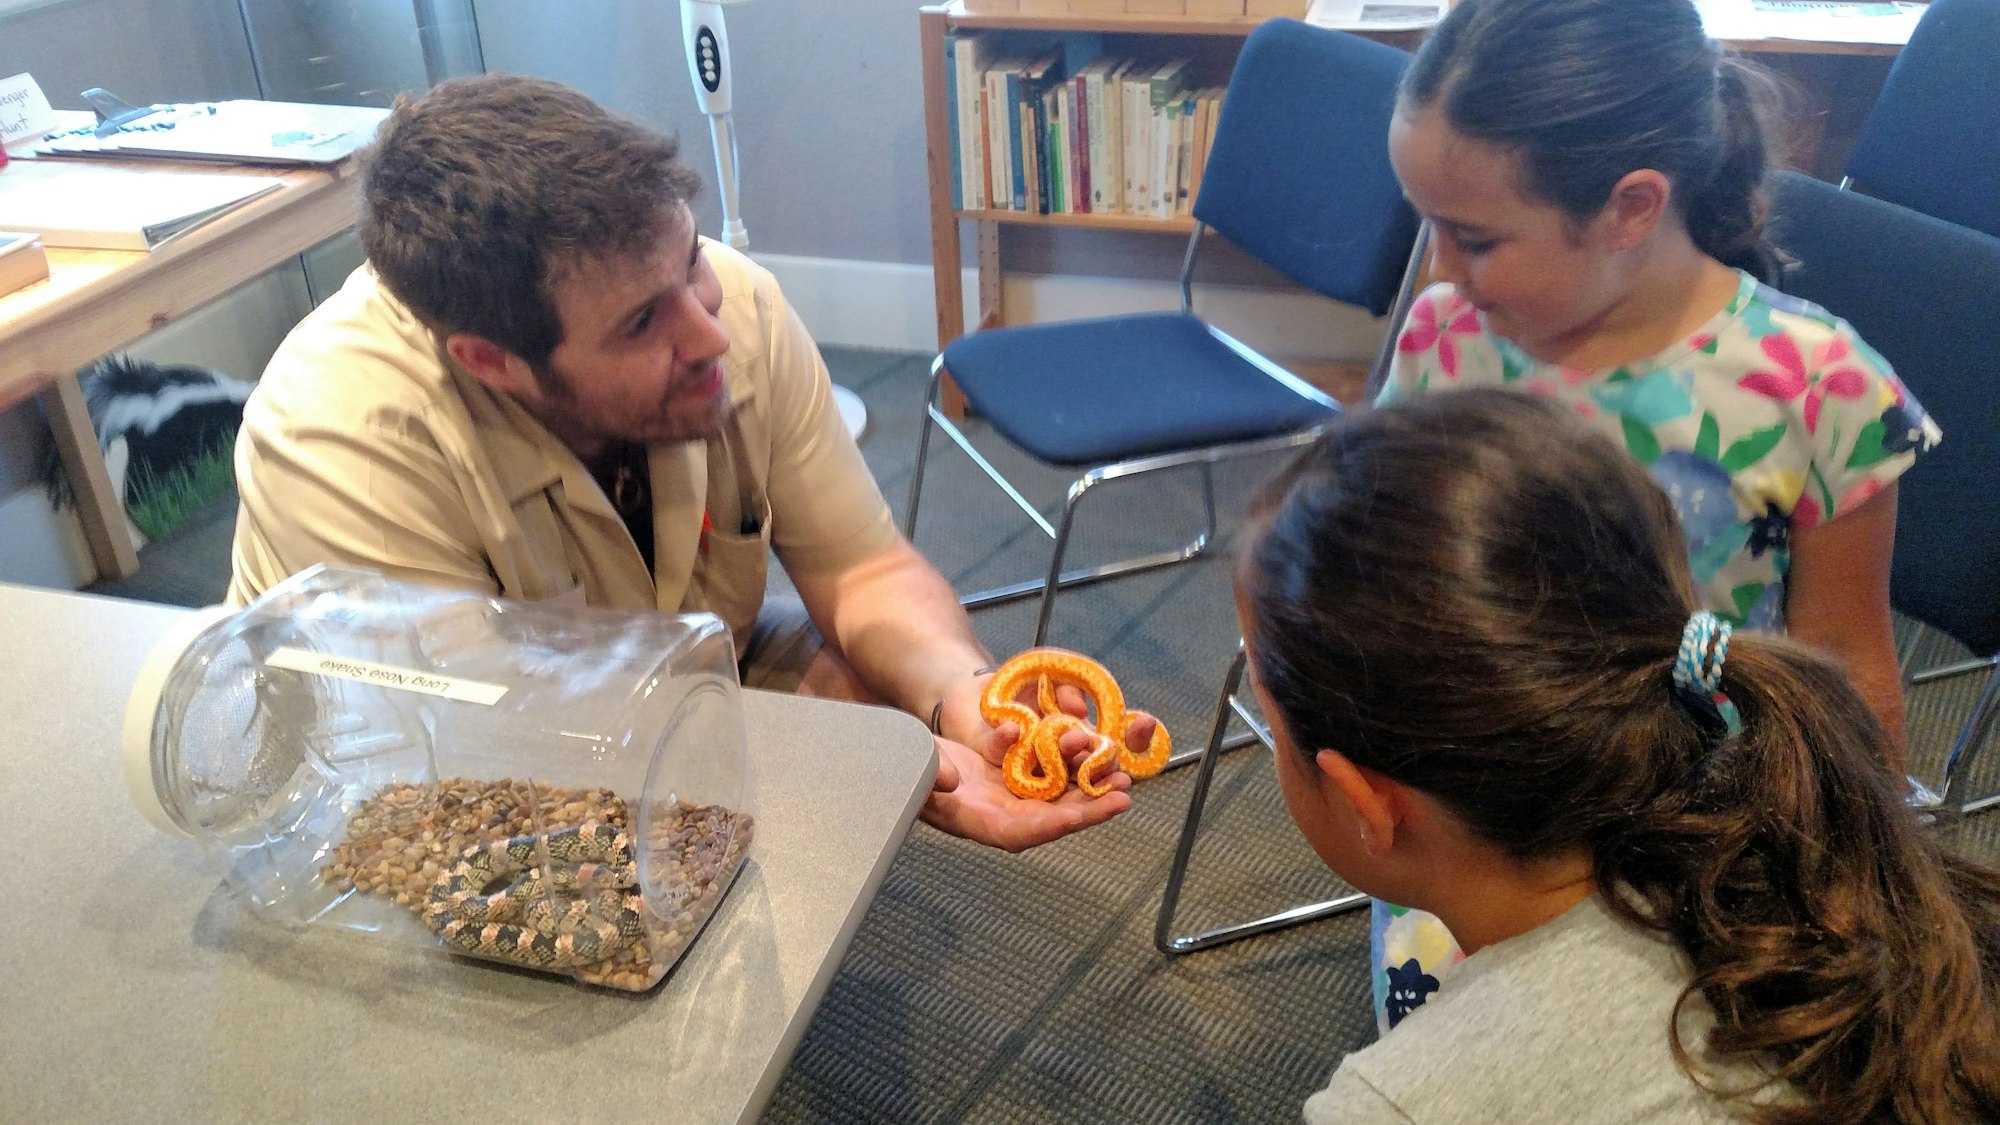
<box><xmin>1673</xmin><ymin>611</ymin><xmax>1743</xmax><ymax>739</ymax></box>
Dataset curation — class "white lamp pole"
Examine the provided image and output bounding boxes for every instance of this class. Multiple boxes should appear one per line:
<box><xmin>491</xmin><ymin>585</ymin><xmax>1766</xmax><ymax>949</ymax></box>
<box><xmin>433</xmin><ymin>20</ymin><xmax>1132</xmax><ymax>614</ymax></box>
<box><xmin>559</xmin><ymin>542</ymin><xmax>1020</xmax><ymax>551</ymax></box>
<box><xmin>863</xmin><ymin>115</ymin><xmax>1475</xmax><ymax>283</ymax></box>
<box><xmin>679</xmin><ymin>0</ymin><xmax>749</xmax><ymax>251</ymax></box>
<box><xmin>680</xmin><ymin>0</ymin><xmax>868</xmax><ymax>438</ymax></box>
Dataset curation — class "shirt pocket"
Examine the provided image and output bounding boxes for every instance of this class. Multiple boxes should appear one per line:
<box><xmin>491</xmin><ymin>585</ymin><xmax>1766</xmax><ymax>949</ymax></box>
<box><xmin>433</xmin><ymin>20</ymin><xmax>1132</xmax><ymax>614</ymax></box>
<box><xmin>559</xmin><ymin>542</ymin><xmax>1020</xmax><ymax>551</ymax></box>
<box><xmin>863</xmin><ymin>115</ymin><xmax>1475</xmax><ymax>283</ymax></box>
<box><xmin>498</xmin><ymin>486</ymin><xmax>585</xmax><ymax>603</ymax></box>
<box><xmin>687</xmin><ymin>494</ymin><xmax>774</xmax><ymax>645</ymax></box>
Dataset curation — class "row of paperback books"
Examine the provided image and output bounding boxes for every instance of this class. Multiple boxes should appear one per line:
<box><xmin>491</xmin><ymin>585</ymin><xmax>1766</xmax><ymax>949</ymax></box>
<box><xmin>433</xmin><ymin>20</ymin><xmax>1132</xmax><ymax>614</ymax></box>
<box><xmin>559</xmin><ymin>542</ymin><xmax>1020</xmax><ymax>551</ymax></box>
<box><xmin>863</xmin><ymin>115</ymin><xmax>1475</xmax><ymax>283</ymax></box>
<box><xmin>945</xmin><ymin>33</ymin><xmax>1227</xmax><ymax>220</ymax></box>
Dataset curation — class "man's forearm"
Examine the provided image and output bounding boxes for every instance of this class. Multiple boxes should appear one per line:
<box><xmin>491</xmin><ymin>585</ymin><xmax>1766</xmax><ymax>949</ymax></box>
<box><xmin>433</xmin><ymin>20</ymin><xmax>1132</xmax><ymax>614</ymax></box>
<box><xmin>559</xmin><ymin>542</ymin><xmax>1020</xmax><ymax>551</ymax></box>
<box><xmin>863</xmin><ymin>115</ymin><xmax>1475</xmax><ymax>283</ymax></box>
<box><xmin>796</xmin><ymin>537</ymin><xmax>992</xmax><ymax>719</ymax></box>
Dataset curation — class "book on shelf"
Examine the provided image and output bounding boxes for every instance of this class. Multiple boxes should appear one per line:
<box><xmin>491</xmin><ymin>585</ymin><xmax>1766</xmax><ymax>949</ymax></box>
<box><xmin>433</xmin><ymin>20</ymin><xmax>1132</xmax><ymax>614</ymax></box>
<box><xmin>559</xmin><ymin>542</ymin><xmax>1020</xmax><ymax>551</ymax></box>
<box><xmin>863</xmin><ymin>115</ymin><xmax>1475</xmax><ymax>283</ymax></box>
<box><xmin>1153</xmin><ymin>96</ymin><xmax>1180</xmax><ymax>219</ymax></box>
<box><xmin>1082</xmin><ymin>58</ymin><xmax>1128</xmax><ymax>214</ymax></box>
<box><xmin>945</xmin><ymin>31</ymin><xmax>964</xmax><ymax>209</ymax></box>
<box><xmin>1020</xmin><ymin>47</ymin><xmax>1067</xmax><ymax>215</ymax></box>
<box><xmin>1005</xmin><ymin>59</ymin><xmax>1030</xmax><ymax>211</ymax></box>
<box><xmin>1045</xmin><ymin>86</ymin><xmax>1065</xmax><ymax>214</ymax></box>
<box><xmin>1187</xmin><ymin>86</ymin><xmax>1224</xmax><ymax>213</ymax></box>
<box><xmin>983</xmin><ymin>56</ymin><xmax>1019</xmax><ymax>210</ymax></box>
<box><xmin>0</xmin><ymin>230</ymin><xmax>49</xmax><ymax>297</ymax></box>
<box><xmin>953</xmin><ymin>31</ymin><xmax>989</xmax><ymax>210</ymax></box>
<box><xmin>1062</xmin><ymin>78</ymin><xmax>1087</xmax><ymax>213</ymax></box>
<box><xmin>1065</xmin><ymin>66</ymin><xmax>1089</xmax><ymax>213</ymax></box>
<box><xmin>1173</xmin><ymin>91</ymin><xmax>1196</xmax><ymax>218</ymax></box>
<box><xmin>1122</xmin><ymin>64</ymin><xmax>1148</xmax><ymax>214</ymax></box>
<box><xmin>946</xmin><ymin>31</ymin><xmax>1226</xmax><ymax>222</ymax></box>
<box><xmin>0</xmin><ymin>160</ymin><xmax>283</xmax><ymax>251</ymax></box>
<box><xmin>1143</xmin><ymin>58</ymin><xmax>1193</xmax><ymax>219</ymax></box>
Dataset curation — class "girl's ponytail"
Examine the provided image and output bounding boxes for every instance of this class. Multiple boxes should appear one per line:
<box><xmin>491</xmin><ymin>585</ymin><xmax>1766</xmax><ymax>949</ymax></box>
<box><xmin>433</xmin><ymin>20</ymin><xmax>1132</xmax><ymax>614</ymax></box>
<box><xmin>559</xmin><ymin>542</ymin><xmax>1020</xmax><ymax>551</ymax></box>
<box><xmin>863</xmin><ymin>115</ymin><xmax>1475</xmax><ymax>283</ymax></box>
<box><xmin>1685</xmin><ymin>57</ymin><xmax>1781</xmax><ymax>283</ymax></box>
<box><xmin>1597</xmin><ymin>633</ymin><xmax>2000</xmax><ymax>1123</ymax></box>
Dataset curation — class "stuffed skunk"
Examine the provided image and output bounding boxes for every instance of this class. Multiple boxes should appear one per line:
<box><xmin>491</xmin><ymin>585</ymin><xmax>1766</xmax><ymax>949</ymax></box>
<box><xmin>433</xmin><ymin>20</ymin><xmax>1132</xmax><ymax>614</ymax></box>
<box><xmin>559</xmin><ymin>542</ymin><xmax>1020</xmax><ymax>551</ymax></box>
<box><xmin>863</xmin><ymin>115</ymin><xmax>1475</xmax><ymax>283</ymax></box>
<box><xmin>40</xmin><ymin>355</ymin><xmax>250</xmax><ymax>545</ymax></box>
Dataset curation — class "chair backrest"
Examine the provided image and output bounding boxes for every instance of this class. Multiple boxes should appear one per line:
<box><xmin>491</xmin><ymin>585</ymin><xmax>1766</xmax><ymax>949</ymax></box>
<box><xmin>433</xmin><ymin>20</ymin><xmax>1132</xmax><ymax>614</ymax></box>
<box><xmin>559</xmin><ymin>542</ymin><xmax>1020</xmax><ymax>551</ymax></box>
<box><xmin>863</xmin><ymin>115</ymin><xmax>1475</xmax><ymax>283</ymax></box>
<box><xmin>1194</xmin><ymin>19</ymin><xmax>1420</xmax><ymax>316</ymax></box>
<box><xmin>1843</xmin><ymin>0</ymin><xmax>2000</xmax><ymax>239</ymax></box>
<box><xmin>1767</xmin><ymin>170</ymin><xmax>2000</xmax><ymax>657</ymax></box>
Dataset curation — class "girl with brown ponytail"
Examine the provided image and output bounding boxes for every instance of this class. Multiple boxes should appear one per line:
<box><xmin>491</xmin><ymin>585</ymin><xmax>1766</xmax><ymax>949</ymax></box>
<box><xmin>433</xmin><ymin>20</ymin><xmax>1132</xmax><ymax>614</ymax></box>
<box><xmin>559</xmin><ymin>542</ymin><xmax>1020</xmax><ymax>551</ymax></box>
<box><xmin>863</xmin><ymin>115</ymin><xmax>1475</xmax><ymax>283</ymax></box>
<box><xmin>1246</xmin><ymin>391</ymin><xmax>2000</xmax><ymax>1123</ymax></box>
<box><xmin>1370</xmin><ymin>0</ymin><xmax>1943</xmax><ymax>1039</ymax></box>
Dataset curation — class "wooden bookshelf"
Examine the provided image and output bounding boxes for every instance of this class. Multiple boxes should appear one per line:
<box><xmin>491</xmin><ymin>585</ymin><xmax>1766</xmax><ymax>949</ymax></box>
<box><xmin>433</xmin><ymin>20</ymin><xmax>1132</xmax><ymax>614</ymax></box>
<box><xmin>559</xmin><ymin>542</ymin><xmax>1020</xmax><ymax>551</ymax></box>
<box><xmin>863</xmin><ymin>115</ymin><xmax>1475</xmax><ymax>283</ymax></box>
<box><xmin>955</xmin><ymin>207</ymin><xmax>1198</xmax><ymax>233</ymax></box>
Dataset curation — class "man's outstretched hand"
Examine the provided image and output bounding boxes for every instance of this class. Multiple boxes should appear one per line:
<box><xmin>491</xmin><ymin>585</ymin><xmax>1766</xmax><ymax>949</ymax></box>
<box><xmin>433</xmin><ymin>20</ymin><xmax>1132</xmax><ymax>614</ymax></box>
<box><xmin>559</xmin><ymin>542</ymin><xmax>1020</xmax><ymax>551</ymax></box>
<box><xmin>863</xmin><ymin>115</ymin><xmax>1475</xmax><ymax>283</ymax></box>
<box><xmin>915</xmin><ymin>652</ymin><xmax>1170</xmax><ymax>851</ymax></box>
<box><xmin>920</xmin><ymin>715</ymin><xmax>1132</xmax><ymax>853</ymax></box>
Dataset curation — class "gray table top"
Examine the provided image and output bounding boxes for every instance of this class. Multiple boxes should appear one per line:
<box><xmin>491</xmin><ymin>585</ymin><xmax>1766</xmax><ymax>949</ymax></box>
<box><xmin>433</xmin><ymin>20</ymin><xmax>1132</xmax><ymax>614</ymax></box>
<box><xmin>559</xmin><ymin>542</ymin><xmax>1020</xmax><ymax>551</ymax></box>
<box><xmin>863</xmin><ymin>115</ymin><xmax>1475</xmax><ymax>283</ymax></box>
<box><xmin>0</xmin><ymin>583</ymin><xmax>937</xmax><ymax>1124</ymax></box>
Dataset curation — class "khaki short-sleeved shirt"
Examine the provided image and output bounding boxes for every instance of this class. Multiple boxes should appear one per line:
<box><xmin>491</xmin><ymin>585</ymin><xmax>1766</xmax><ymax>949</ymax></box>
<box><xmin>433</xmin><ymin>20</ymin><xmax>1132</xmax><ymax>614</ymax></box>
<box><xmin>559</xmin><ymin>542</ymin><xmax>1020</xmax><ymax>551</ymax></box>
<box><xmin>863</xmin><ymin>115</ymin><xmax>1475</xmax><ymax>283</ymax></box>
<box><xmin>228</xmin><ymin>240</ymin><xmax>897</xmax><ymax>650</ymax></box>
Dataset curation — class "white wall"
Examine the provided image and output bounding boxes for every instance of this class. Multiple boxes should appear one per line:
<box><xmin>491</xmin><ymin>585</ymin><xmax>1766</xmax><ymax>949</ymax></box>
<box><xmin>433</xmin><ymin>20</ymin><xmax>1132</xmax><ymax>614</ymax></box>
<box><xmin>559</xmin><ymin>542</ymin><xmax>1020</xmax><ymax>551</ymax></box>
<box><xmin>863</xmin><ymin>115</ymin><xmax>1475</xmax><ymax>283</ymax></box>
<box><xmin>472</xmin><ymin>1</ymin><xmax>1389</xmax><ymax>357</ymax></box>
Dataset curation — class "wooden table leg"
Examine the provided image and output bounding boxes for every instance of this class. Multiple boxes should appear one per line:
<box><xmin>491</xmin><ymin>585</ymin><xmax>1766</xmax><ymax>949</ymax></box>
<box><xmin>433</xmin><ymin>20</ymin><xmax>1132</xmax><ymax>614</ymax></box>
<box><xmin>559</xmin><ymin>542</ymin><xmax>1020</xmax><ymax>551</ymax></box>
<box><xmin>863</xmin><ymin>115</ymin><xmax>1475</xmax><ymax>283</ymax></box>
<box><xmin>39</xmin><ymin>374</ymin><xmax>138</xmax><ymax>579</ymax></box>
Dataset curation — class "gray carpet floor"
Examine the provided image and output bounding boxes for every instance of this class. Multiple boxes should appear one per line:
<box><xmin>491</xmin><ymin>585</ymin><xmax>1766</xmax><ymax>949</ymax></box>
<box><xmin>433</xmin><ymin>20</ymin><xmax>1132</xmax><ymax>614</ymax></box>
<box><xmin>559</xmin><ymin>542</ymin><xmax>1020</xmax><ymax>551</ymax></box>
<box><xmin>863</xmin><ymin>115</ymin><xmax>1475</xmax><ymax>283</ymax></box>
<box><xmin>87</xmin><ymin>345</ymin><xmax>2000</xmax><ymax>1123</ymax></box>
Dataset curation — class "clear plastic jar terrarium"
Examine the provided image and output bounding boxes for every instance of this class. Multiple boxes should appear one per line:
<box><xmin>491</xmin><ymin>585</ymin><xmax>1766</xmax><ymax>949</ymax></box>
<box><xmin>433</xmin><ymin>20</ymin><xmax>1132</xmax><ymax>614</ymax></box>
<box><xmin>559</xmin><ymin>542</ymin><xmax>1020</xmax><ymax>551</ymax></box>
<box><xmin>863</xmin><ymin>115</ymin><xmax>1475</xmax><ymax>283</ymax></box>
<box><xmin>123</xmin><ymin>564</ymin><xmax>755</xmax><ymax>992</ymax></box>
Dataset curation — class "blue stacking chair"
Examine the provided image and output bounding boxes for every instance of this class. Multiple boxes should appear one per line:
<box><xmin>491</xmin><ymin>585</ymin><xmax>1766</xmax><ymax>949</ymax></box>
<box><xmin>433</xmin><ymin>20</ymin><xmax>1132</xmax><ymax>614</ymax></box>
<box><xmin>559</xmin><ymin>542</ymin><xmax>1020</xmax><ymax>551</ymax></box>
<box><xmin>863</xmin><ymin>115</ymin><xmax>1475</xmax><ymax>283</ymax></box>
<box><xmin>904</xmin><ymin>20</ymin><xmax>1425</xmax><ymax>646</ymax></box>
<box><xmin>1841</xmin><ymin>0</ymin><xmax>2000</xmax><ymax>239</ymax></box>
<box><xmin>1768</xmin><ymin>170</ymin><xmax>2000</xmax><ymax>818</ymax></box>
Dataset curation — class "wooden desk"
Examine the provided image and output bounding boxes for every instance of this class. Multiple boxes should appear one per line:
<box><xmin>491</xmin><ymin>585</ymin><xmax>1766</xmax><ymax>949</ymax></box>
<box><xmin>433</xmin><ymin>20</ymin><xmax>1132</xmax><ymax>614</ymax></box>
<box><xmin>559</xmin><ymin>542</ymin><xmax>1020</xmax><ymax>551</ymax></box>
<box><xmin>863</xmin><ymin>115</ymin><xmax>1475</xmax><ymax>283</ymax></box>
<box><xmin>0</xmin><ymin>159</ymin><xmax>359</xmax><ymax>579</ymax></box>
<box><xmin>0</xmin><ymin>583</ymin><xmax>938</xmax><ymax>1124</ymax></box>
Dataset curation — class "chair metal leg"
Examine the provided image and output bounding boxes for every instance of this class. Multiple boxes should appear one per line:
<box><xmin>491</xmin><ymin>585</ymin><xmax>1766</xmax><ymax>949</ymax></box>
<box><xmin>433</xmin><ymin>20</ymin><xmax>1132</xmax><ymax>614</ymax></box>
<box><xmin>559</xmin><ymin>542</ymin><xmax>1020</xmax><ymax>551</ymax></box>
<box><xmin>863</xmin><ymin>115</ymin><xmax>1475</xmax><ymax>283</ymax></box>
<box><xmin>1363</xmin><ymin>223</ymin><xmax>1432</xmax><ymax>403</ymax></box>
<box><xmin>1022</xmin><ymin>462</ymin><xmax>1218</xmax><ymax>646</ymax></box>
<box><xmin>902</xmin><ymin>360</ymin><xmax>948</xmax><ymax>539</ymax></box>
<box><xmin>1164</xmin><ymin>679</ymin><xmax>1271</xmax><ymax>769</ymax></box>
<box><xmin>1898</xmin><ymin>621</ymin><xmax>1928</xmax><ymax>685</ymax></box>
<box><xmin>1032</xmin><ymin>476</ymin><xmax>1092</xmax><ymax>647</ymax></box>
<box><xmin>1900</xmin><ymin>623</ymin><xmax>2000</xmax><ymax>818</ymax></box>
<box><xmin>1155</xmin><ymin>646</ymin><xmax>1368</xmax><ymax>956</ymax></box>
<box><xmin>926</xmin><ymin>406</ymin><xmax>1260</xmax><ymax>632</ymax></box>
<box><xmin>1901</xmin><ymin>622</ymin><xmax>1939</xmax><ymax>805</ymax></box>
<box><xmin>1928</xmin><ymin>664</ymin><xmax>2000</xmax><ymax>821</ymax></box>
<box><xmin>1913</xmin><ymin>654</ymin><xmax>2000</xmax><ymax>687</ymax></box>
<box><xmin>1166</xmin><ymin>728</ymin><xmax>1259</xmax><ymax>770</ymax></box>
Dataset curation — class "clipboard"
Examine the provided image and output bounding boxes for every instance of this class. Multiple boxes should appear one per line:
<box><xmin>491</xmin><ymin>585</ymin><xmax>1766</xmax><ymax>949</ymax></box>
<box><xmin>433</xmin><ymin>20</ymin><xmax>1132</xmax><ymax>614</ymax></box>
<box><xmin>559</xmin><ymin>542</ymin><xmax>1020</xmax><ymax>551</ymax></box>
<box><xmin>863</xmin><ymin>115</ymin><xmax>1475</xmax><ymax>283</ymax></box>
<box><xmin>32</xmin><ymin>97</ymin><xmax>388</xmax><ymax>167</ymax></box>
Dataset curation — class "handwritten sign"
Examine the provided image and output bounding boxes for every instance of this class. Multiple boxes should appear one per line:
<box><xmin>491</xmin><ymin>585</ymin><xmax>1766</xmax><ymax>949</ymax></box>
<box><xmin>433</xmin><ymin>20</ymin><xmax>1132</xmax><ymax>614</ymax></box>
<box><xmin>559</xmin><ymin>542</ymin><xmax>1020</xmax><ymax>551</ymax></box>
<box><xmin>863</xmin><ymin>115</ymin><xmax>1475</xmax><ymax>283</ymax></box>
<box><xmin>0</xmin><ymin>74</ymin><xmax>57</xmax><ymax>146</ymax></box>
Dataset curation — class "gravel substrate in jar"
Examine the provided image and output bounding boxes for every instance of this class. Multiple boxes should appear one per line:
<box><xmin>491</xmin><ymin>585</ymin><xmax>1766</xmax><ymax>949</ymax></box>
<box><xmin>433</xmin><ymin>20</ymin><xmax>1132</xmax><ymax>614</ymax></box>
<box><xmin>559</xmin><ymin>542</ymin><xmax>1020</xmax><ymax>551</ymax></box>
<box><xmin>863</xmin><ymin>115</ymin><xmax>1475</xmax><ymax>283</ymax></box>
<box><xmin>323</xmin><ymin>777</ymin><xmax>753</xmax><ymax>991</ymax></box>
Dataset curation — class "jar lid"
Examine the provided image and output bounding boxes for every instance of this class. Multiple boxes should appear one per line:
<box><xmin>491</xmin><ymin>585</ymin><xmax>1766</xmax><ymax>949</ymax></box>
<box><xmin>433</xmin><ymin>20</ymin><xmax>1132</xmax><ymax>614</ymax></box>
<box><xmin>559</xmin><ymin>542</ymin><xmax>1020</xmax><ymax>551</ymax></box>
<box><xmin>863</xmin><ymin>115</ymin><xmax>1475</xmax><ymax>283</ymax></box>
<box><xmin>123</xmin><ymin>603</ymin><xmax>236</xmax><ymax>837</ymax></box>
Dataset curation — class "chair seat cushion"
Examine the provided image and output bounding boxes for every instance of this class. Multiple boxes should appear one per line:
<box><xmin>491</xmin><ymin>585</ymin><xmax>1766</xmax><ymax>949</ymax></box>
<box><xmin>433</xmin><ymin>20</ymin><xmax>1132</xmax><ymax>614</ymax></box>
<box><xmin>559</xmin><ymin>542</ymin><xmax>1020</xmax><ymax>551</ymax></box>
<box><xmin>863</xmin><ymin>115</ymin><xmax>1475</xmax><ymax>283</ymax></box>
<box><xmin>940</xmin><ymin>314</ymin><xmax>1339</xmax><ymax>467</ymax></box>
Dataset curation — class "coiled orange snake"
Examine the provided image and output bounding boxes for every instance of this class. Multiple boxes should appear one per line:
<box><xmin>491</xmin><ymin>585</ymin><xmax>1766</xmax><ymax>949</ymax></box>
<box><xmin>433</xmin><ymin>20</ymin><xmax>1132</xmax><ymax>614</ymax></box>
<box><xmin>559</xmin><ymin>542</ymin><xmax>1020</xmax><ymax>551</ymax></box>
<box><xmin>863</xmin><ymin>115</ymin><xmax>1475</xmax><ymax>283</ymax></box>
<box><xmin>979</xmin><ymin>648</ymin><xmax>1171</xmax><ymax>801</ymax></box>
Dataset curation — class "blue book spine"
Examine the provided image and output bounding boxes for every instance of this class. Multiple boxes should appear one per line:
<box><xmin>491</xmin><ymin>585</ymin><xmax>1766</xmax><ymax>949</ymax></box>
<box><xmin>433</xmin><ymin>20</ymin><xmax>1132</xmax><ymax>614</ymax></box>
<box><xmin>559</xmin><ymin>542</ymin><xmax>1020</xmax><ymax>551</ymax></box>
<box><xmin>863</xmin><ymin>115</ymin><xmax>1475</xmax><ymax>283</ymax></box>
<box><xmin>1005</xmin><ymin>69</ymin><xmax>1027</xmax><ymax>212</ymax></box>
<box><xmin>944</xmin><ymin>32</ymin><xmax>962</xmax><ymax>209</ymax></box>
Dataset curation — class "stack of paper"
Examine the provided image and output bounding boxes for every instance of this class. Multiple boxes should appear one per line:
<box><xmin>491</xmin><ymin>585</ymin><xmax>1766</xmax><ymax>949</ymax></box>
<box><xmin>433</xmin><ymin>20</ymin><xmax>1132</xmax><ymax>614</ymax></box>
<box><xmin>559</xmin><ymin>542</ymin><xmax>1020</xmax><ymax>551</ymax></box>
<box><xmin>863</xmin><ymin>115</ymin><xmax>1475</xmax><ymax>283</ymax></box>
<box><xmin>0</xmin><ymin>160</ymin><xmax>283</xmax><ymax>251</ymax></box>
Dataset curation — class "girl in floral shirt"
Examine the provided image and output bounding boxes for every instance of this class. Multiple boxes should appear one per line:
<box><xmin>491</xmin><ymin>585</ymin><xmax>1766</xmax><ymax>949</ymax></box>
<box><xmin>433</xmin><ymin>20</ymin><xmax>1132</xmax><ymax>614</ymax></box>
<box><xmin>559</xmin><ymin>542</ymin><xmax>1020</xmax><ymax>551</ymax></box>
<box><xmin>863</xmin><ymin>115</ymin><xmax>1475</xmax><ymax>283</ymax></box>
<box><xmin>1363</xmin><ymin>0</ymin><xmax>1939</xmax><ymax>1034</ymax></box>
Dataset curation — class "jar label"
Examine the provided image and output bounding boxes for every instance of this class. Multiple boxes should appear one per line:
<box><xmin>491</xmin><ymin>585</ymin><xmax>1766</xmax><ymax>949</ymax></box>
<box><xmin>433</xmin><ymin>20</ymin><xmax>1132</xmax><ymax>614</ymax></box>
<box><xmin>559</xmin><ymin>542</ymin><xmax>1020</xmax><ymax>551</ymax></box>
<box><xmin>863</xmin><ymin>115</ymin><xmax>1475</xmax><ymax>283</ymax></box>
<box><xmin>266</xmin><ymin>648</ymin><xmax>509</xmax><ymax>705</ymax></box>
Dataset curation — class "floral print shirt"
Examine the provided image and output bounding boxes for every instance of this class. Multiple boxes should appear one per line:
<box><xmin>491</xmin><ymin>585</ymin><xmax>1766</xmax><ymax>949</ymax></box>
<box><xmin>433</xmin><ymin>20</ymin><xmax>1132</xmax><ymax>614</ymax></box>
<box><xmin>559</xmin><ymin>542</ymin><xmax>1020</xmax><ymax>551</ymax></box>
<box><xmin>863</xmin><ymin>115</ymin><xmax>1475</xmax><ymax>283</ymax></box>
<box><xmin>1379</xmin><ymin>271</ymin><xmax>1941</xmax><ymax>629</ymax></box>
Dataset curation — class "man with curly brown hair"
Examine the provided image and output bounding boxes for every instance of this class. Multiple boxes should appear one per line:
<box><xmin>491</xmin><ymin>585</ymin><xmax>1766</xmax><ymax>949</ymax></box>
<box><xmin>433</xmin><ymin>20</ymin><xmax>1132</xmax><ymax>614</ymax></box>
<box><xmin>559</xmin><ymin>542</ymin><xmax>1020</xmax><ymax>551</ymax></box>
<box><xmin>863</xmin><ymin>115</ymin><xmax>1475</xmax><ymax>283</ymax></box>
<box><xmin>230</xmin><ymin>74</ymin><xmax>1140</xmax><ymax>851</ymax></box>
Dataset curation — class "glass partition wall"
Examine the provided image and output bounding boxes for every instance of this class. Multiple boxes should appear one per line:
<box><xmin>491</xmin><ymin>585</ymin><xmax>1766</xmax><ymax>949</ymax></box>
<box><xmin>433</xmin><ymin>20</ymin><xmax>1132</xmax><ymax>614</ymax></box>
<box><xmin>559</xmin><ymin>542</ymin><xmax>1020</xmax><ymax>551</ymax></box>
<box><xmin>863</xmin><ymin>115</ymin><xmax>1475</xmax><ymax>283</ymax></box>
<box><xmin>234</xmin><ymin>0</ymin><xmax>486</xmax><ymax>299</ymax></box>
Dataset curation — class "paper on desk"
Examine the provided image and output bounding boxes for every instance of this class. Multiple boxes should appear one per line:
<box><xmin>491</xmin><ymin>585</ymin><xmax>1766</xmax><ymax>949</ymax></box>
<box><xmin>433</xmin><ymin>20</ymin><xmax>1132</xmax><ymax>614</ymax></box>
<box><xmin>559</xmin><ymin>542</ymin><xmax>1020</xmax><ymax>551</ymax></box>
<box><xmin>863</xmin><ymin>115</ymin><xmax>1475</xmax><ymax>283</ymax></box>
<box><xmin>1306</xmin><ymin>0</ymin><xmax>1445</xmax><ymax>31</ymax></box>
<box><xmin>0</xmin><ymin>161</ymin><xmax>284</xmax><ymax>251</ymax></box>
<box><xmin>1694</xmin><ymin>0</ymin><xmax>1926</xmax><ymax>43</ymax></box>
<box><xmin>0</xmin><ymin>74</ymin><xmax>57</xmax><ymax>147</ymax></box>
